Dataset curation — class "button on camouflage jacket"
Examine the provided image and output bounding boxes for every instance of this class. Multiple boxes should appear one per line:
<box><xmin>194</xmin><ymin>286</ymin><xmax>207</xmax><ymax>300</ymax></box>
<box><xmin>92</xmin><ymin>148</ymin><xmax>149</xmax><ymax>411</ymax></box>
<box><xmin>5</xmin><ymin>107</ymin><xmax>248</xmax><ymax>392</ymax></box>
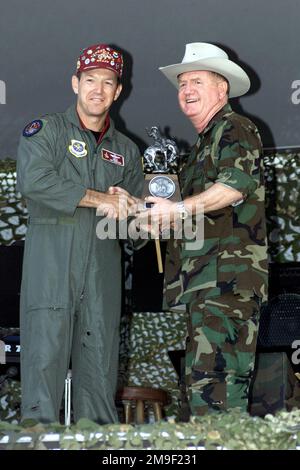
<box><xmin>164</xmin><ymin>103</ymin><xmax>268</xmax><ymax>307</ymax></box>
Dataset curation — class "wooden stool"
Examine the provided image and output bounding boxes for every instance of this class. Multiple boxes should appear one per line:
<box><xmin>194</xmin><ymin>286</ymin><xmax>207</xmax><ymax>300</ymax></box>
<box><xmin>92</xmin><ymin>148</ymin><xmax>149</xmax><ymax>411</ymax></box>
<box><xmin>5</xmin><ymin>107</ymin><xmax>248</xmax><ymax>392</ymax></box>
<box><xmin>116</xmin><ymin>386</ymin><xmax>169</xmax><ymax>424</ymax></box>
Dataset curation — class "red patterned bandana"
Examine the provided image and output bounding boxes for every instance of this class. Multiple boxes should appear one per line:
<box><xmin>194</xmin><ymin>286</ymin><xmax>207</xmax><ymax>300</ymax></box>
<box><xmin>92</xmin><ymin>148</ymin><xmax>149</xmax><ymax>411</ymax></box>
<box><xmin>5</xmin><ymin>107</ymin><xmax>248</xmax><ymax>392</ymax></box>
<box><xmin>76</xmin><ymin>44</ymin><xmax>123</xmax><ymax>78</ymax></box>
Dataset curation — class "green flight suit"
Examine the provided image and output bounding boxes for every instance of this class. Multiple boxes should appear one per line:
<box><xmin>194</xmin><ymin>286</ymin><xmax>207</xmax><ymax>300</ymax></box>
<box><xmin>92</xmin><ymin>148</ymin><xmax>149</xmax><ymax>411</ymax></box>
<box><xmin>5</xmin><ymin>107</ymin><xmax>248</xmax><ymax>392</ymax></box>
<box><xmin>17</xmin><ymin>104</ymin><xmax>144</xmax><ymax>424</ymax></box>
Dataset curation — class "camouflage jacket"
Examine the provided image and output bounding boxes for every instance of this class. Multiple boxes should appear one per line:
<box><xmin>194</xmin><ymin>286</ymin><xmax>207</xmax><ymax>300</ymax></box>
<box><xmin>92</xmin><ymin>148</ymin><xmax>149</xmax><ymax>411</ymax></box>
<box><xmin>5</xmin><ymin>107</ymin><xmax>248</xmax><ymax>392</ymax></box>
<box><xmin>164</xmin><ymin>103</ymin><xmax>268</xmax><ymax>307</ymax></box>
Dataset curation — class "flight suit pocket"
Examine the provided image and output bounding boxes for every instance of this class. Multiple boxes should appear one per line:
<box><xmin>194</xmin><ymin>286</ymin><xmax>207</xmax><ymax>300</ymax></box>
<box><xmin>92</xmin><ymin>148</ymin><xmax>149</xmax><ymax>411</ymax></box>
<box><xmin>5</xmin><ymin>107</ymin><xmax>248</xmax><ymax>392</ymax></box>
<box><xmin>97</xmin><ymin>152</ymin><xmax>125</xmax><ymax>190</ymax></box>
<box><xmin>22</xmin><ymin>305</ymin><xmax>70</xmax><ymax>364</ymax></box>
<box><xmin>22</xmin><ymin>224</ymin><xmax>74</xmax><ymax>306</ymax></box>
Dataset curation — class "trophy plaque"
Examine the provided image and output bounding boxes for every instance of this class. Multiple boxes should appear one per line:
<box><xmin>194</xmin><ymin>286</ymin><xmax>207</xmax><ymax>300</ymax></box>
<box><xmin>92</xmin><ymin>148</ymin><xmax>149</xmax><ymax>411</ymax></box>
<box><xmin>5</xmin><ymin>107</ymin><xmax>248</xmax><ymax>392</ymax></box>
<box><xmin>142</xmin><ymin>127</ymin><xmax>181</xmax><ymax>274</ymax></box>
<box><xmin>143</xmin><ymin>126</ymin><xmax>181</xmax><ymax>202</ymax></box>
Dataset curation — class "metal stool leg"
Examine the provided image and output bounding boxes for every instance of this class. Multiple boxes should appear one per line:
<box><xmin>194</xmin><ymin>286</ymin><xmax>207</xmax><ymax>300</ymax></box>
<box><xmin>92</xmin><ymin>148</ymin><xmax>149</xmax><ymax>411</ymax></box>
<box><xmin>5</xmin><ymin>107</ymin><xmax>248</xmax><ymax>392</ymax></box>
<box><xmin>64</xmin><ymin>369</ymin><xmax>72</xmax><ymax>426</ymax></box>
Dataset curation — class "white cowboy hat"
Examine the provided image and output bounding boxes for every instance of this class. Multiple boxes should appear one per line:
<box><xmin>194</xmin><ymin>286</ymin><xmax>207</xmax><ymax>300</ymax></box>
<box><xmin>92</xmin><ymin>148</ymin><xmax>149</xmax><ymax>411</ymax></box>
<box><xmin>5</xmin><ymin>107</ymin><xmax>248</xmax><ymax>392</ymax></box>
<box><xmin>159</xmin><ymin>42</ymin><xmax>250</xmax><ymax>98</ymax></box>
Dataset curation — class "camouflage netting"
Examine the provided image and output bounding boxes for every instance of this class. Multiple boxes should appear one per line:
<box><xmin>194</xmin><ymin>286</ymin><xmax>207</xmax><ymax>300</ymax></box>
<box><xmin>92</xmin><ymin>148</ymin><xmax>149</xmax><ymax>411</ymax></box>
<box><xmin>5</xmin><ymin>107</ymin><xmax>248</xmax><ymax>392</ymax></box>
<box><xmin>0</xmin><ymin>378</ymin><xmax>21</xmax><ymax>424</ymax></box>
<box><xmin>118</xmin><ymin>311</ymin><xmax>186</xmax><ymax>418</ymax></box>
<box><xmin>0</xmin><ymin>409</ymin><xmax>300</xmax><ymax>450</ymax></box>
<box><xmin>0</xmin><ymin>152</ymin><xmax>300</xmax><ymax>429</ymax></box>
<box><xmin>0</xmin><ymin>160</ymin><xmax>28</xmax><ymax>245</ymax></box>
<box><xmin>264</xmin><ymin>149</ymin><xmax>300</xmax><ymax>262</ymax></box>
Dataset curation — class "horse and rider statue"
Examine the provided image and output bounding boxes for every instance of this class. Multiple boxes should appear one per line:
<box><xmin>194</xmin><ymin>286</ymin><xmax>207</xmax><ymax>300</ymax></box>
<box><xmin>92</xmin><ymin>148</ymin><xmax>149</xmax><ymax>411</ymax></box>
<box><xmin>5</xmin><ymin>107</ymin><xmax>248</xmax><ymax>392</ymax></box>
<box><xmin>143</xmin><ymin>126</ymin><xmax>178</xmax><ymax>173</ymax></box>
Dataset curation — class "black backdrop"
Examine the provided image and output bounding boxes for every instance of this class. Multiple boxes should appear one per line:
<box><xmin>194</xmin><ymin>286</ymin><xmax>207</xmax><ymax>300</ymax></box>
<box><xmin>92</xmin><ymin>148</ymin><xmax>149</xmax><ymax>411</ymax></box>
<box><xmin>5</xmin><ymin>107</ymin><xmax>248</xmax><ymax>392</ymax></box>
<box><xmin>1</xmin><ymin>0</ymin><xmax>300</xmax><ymax>159</ymax></box>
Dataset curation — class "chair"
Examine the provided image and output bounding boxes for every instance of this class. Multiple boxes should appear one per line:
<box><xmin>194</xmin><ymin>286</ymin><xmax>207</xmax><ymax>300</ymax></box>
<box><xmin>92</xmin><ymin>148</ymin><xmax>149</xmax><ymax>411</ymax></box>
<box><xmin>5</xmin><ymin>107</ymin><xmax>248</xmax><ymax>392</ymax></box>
<box><xmin>116</xmin><ymin>386</ymin><xmax>169</xmax><ymax>424</ymax></box>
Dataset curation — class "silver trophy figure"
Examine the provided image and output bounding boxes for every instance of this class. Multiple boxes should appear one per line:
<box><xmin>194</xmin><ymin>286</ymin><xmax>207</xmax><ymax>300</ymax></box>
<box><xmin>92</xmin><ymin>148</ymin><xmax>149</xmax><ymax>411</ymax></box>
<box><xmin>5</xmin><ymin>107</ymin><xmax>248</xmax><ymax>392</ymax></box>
<box><xmin>143</xmin><ymin>126</ymin><xmax>181</xmax><ymax>201</ymax></box>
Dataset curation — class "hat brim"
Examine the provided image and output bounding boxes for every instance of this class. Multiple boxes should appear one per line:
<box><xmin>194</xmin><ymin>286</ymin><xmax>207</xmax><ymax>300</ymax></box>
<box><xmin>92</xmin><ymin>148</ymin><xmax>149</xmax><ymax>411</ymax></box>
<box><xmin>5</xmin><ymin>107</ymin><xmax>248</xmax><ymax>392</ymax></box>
<box><xmin>159</xmin><ymin>57</ymin><xmax>250</xmax><ymax>98</ymax></box>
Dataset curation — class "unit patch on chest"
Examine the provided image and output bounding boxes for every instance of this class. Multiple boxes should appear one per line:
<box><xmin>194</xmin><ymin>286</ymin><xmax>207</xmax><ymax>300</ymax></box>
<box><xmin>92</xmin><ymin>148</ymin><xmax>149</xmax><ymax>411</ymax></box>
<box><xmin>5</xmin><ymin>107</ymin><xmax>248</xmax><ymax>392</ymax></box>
<box><xmin>102</xmin><ymin>149</ymin><xmax>124</xmax><ymax>166</ymax></box>
<box><xmin>68</xmin><ymin>139</ymin><xmax>88</xmax><ymax>158</ymax></box>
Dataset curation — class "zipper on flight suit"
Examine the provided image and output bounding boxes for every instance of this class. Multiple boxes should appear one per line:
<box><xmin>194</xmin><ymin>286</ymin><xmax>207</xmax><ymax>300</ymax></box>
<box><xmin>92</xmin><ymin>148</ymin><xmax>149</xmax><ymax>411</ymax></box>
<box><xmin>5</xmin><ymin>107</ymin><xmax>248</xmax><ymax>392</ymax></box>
<box><xmin>77</xmin><ymin>132</ymin><xmax>103</xmax><ymax>303</ymax></box>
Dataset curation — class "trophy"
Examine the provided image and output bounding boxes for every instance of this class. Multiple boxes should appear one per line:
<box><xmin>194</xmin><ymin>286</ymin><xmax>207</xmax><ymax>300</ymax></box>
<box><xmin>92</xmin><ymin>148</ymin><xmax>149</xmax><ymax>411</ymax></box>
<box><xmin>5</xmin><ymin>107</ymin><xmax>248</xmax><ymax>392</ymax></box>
<box><xmin>142</xmin><ymin>127</ymin><xmax>181</xmax><ymax>273</ymax></box>
<box><xmin>143</xmin><ymin>126</ymin><xmax>181</xmax><ymax>201</ymax></box>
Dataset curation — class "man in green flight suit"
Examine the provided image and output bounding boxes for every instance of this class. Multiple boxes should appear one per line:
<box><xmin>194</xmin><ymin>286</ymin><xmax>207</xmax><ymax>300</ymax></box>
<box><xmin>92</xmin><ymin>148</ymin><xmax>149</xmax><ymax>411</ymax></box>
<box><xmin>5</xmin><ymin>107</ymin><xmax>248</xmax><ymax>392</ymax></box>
<box><xmin>145</xmin><ymin>43</ymin><xmax>268</xmax><ymax>416</ymax></box>
<box><xmin>17</xmin><ymin>43</ymin><xmax>144</xmax><ymax>424</ymax></box>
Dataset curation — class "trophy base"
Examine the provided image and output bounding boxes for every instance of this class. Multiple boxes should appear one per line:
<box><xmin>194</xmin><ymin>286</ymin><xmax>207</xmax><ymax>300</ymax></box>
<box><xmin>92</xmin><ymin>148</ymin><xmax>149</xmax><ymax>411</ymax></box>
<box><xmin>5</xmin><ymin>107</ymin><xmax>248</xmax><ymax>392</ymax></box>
<box><xmin>142</xmin><ymin>174</ymin><xmax>181</xmax><ymax>202</ymax></box>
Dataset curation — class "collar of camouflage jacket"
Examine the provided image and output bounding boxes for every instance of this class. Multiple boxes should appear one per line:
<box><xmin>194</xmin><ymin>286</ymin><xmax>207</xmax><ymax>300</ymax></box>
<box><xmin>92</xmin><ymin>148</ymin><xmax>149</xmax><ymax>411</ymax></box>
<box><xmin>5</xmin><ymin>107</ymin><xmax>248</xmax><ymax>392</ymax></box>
<box><xmin>200</xmin><ymin>102</ymin><xmax>233</xmax><ymax>137</ymax></box>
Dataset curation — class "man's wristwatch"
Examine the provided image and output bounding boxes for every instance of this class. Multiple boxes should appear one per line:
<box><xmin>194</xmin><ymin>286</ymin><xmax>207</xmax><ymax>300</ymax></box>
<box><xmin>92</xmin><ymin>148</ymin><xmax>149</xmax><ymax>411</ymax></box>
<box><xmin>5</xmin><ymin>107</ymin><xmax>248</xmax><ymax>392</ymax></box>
<box><xmin>176</xmin><ymin>201</ymin><xmax>189</xmax><ymax>219</ymax></box>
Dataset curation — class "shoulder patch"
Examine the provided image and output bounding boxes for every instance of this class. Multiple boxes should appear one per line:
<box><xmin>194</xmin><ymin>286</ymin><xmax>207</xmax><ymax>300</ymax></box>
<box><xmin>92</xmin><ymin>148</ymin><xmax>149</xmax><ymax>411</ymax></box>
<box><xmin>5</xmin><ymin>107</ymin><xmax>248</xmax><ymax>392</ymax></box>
<box><xmin>23</xmin><ymin>119</ymin><xmax>43</xmax><ymax>137</ymax></box>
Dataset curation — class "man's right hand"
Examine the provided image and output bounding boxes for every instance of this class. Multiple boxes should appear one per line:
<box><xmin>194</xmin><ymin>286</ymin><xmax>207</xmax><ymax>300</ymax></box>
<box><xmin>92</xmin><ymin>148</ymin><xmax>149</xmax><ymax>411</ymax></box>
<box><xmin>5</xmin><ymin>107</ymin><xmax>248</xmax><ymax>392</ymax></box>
<box><xmin>98</xmin><ymin>187</ymin><xmax>139</xmax><ymax>219</ymax></box>
<box><xmin>79</xmin><ymin>187</ymin><xmax>138</xmax><ymax>219</ymax></box>
<box><xmin>106</xmin><ymin>186</ymin><xmax>145</xmax><ymax>219</ymax></box>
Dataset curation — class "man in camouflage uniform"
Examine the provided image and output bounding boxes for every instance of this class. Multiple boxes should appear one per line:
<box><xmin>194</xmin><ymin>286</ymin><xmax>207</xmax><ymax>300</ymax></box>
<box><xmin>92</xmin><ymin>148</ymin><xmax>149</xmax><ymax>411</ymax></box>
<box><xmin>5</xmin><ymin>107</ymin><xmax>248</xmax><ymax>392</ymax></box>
<box><xmin>146</xmin><ymin>43</ymin><xmax>268</xmax><ymax>415</ymax></box>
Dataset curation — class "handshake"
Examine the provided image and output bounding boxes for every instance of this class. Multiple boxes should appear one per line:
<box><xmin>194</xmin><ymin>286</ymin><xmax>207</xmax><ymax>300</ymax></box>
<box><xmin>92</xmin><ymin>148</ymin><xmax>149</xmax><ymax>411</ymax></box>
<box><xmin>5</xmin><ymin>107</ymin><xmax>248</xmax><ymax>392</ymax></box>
<box><xmin>97</xmin><ymin>186</ymin><xmax>189</xmax><ymax>238</ymax></box>
<box><xmin>97</xmin><ymin>185</ymin><xmax>144</xmax><ymax>220</ymax></box>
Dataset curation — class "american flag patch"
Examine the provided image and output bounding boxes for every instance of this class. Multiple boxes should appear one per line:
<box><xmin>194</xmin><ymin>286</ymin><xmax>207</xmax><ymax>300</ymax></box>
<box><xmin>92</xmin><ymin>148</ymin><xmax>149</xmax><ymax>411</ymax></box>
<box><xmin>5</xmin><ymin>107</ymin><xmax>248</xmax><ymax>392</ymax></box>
<box><xmin>102</xmin><ymin>149</ymin><xmax>124</xmax><ymax>166</ymax></box>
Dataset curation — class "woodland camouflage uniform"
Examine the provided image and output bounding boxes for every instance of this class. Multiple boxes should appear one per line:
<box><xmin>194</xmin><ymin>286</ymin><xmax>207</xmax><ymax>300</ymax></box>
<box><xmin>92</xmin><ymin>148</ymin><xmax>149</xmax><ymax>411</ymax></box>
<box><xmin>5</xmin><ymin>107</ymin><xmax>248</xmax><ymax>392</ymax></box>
<box><xmin>164</xmin><ymin>103</ymin><xmax>268</xmax><ymax>415</ymax></box>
